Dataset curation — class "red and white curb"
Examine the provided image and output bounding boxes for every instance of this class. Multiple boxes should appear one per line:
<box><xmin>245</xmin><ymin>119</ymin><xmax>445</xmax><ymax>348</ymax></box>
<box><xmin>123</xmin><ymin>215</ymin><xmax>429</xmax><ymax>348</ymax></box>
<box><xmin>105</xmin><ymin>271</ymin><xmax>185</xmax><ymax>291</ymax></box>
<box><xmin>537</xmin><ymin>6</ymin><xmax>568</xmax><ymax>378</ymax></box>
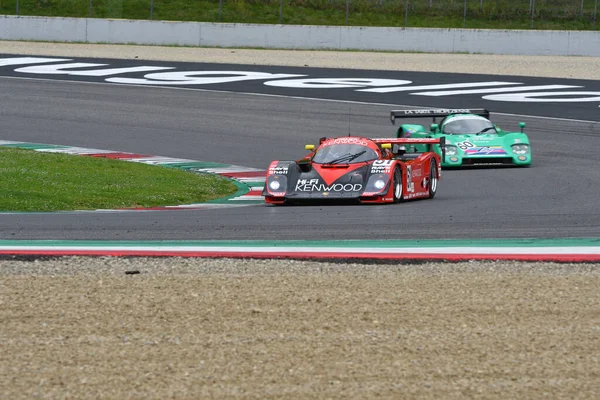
<box><xmin>1</xmin><ymin>240</ymin><xmax>599</xmax><ymax>262</ymax></box>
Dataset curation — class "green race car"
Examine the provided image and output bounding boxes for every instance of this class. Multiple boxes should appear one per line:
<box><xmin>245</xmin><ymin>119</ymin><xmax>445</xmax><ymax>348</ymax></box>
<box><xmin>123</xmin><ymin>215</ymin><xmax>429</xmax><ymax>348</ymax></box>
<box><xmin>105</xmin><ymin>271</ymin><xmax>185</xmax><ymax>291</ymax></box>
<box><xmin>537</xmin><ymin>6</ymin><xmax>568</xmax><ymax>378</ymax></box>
<box><xmin>391</xmin><ymin>109</ymin><xmax>531</xmax><ymax>168</ymax></box>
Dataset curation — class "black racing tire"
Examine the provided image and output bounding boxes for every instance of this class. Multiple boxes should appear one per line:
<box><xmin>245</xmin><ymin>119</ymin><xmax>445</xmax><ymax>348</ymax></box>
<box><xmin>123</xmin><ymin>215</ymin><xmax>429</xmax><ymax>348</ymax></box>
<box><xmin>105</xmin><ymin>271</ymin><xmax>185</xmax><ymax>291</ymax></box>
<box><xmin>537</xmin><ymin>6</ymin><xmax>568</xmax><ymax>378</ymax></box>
<box><xmin>428</xmin><ymin>159</ymin><xmax>438</xmax><ymax>199</ymax></box>
<box><xmin>392</xmin><ymin>167</ymin><xmax>403</xmax><ymax>203</ymax></box>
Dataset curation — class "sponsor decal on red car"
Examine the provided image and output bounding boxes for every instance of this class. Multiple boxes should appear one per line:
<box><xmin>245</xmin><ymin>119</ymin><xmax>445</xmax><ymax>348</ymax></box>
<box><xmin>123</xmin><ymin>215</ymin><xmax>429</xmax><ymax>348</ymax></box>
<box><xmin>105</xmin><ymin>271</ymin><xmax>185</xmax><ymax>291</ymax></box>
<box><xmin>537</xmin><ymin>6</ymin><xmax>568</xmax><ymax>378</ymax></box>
<box><xmin>295</xmin><ymin>179</ymin><xmax>362</xmax><ymax>192</ymax></box>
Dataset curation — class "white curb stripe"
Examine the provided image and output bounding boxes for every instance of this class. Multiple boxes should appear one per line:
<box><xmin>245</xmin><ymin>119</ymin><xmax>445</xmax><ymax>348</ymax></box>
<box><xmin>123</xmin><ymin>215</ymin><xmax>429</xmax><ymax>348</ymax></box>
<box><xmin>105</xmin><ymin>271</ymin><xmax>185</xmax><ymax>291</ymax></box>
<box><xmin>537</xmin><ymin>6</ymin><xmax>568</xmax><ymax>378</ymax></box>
<box><xmin>1</xmin><ymin>246</ymin><xmax>598</xmax><ymax>254</ymax></box>
<box><xmin>127</xmin><ymin>157</ymin><xmax>198</xmax><ymax>164</ymax></box>
<box><xmin>197</xmin><ymin>168</ymin><xmax>264</xmax><ymax>174</ymax></box>
<box><xmin>35</xmin><ymin>147</ymin><xmax>116</xmax><ymax>154</ymax></box>
<box><xmin>239</xmin><ymin>177</ymin><xmax>266</xmax><ymax>182</ymax></box>
<box><xmin>228</xmin><ymin>196</ymin><xmax>265</xmax><ymax>201</ymax></box>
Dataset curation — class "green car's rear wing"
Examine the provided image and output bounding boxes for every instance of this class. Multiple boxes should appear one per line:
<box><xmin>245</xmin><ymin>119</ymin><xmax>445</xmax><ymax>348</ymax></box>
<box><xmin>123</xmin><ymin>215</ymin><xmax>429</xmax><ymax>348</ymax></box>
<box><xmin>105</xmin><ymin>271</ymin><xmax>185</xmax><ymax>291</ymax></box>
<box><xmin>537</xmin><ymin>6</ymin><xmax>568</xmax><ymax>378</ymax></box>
<box><xmin>390</xmin><ymin>109</ymin><xmax>490</xmax><ymax>124</ymax></box>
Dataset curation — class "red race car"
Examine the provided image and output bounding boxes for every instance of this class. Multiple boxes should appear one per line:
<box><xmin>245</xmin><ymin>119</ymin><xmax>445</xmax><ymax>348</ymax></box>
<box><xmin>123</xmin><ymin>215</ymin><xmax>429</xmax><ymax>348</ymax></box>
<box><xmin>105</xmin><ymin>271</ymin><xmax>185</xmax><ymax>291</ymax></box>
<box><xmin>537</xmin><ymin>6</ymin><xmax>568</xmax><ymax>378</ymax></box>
<box><xmin>263</xmin><ymin>136</ymin><xmax>444</xmax><ymax>205</ymax></box>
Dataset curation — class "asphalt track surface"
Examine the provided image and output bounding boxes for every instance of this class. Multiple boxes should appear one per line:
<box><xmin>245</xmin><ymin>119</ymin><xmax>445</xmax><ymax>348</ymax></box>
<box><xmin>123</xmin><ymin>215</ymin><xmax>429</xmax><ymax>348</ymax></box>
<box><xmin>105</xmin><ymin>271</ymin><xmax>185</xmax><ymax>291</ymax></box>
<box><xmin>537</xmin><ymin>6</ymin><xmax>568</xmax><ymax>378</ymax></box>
<box><xmin>1</xmin><ymin>63</ymin><xmax>599</xmax><ymax>240</ymax></box>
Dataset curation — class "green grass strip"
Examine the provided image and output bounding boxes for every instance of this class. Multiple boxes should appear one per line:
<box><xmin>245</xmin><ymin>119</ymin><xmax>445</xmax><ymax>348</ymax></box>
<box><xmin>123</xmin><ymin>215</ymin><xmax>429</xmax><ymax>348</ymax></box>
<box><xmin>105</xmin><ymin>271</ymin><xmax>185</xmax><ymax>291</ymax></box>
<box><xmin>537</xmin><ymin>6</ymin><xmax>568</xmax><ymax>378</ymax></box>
<box><xmin>1</xmin><ymin>0</ymin><xmax>598</xmax><ymax>31</ymax></box>
<box><xmin>0</xmin><ymin>147</ymin><xmax>238</xmax><ymax>211</ymax></box>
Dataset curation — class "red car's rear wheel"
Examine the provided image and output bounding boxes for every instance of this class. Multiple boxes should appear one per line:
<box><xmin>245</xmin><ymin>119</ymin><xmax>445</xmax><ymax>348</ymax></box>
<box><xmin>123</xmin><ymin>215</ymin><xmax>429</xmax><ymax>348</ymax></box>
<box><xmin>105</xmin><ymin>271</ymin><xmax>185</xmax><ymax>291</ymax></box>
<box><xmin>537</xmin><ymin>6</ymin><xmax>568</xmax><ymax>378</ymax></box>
<box><xmin>428</xmin><ymin>159</ymin><xmax>438</xmax><ymax>199</ymax></box>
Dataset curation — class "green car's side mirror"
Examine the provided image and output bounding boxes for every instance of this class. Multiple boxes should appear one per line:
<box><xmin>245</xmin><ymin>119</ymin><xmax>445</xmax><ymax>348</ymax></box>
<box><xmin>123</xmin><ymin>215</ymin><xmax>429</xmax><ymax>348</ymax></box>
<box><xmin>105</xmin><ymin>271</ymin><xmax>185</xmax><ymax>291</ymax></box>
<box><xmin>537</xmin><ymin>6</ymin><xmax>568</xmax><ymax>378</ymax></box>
<box><xmin>430</xmin><ymin>123</ymin><xmax>439</xmax><ymax>133</ymax></box>
<box><xmin>519</xmin><ymin>122</ymin><xmax>526</xmax><ymax>132</ymax></box>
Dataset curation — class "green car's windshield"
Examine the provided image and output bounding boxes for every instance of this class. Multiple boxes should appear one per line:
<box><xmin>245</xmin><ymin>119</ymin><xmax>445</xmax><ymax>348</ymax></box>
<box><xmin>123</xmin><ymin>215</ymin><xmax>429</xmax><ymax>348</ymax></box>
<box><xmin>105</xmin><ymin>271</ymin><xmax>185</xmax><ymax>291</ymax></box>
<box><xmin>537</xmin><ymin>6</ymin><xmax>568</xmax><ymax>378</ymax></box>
<box><xmin>442</xmin><ymin>117</ymin><xmax>496</xmax><ymax>135</ymax></box>
<box><xmin>313</xmin><ymin>144</ymin><xmax>378</xmax><ymax>164</ymax></box>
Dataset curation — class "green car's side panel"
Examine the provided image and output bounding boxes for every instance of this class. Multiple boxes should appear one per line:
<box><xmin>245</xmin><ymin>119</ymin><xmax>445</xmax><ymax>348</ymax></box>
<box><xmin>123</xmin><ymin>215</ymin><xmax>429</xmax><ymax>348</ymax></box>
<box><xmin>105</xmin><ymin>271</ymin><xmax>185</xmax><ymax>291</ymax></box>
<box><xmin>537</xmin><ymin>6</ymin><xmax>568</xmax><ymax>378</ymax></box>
<box><xmin>397</xmin><ymin>124</ymin><xmax>532</xmax><ymax>167</ymax></box>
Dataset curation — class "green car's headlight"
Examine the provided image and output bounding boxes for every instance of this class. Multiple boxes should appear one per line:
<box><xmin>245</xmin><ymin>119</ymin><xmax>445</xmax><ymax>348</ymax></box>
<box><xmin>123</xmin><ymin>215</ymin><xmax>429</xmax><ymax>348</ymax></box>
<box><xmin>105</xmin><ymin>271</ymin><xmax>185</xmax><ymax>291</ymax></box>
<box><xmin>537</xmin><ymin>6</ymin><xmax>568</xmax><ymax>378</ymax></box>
<box><xmin>444</xmin><ymin>145</ymin><xmax>458</xmax><ymax>156</ymax></box>
<box><xmin>511</xmin><ymin>144</ymin><xmax>530</xmax><ymax>155</ymax></box>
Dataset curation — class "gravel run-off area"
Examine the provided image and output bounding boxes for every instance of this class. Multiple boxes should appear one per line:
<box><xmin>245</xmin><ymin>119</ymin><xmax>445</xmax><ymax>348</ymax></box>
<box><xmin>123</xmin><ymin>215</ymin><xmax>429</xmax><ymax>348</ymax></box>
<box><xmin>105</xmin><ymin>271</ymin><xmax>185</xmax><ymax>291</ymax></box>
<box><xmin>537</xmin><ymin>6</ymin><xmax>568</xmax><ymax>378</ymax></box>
<box><xmin>1</xmin><ymin>40</ymin><xmax>600</xmax><ymax>399</ymax></box>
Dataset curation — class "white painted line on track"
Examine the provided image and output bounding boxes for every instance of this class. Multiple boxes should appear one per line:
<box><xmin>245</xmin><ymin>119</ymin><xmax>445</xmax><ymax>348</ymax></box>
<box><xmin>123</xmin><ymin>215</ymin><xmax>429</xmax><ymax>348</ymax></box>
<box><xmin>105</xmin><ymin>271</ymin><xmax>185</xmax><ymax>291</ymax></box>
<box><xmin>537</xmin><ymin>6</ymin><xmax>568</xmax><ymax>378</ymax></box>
<box><xmin>414</xmin><ymin>85</ymin><xmax>580</xmax><ymax>97</ymax></box>
<box><xmin>1</xmin><ymin>75</ymin><xmax>599</xmax><ymax>124</ymax></box>
<box><xmin>356</xmin><ymin>81</ymin><xmax>523</xmax><ymax>93</ymax></box>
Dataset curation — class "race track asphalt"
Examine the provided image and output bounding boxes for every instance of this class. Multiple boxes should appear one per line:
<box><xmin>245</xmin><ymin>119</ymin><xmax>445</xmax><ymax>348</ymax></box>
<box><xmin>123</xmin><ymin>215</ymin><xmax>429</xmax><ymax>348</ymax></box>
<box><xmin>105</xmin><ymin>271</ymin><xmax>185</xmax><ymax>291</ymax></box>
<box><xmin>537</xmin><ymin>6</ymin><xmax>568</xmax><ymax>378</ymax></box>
<box><xmin>1</xmin><ymin>76</ymin><xmax>599</xmax><ymax>240</ymax></box>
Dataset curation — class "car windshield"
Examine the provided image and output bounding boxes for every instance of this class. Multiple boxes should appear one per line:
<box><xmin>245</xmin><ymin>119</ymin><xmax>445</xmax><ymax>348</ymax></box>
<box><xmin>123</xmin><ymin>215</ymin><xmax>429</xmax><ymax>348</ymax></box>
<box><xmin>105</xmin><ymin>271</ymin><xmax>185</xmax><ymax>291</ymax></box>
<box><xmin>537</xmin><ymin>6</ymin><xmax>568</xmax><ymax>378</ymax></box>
<box><xmin>442</xmin><ymin>118</ymin><xmax>496</xmax><ymax>135</ymax></box>
<box><xmin>313</xmin><ymin>144</ymin><xmax>378</xmax><ymax>164</ymax></box>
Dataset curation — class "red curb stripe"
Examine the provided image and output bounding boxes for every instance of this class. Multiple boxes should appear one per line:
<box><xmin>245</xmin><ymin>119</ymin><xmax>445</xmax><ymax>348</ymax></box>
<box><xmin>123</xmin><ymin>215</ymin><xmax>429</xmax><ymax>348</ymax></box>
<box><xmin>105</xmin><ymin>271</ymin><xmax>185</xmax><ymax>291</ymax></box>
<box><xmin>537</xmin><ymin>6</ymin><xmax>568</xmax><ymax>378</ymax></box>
<box><xmin>1</xmin><ymin>250</ymin><xmax>598</xmax><ymax>262</ymax></box>
<box><xmin>87</xmin><ymin>152</ymin><xmax>151</xmax><ymax>159</ymax></box>
<box><xmin>124</xmin><ymin>207</ymin><xmax>187</xmax><ymax>211</ymax></box>
<box><xmin>244</xmin><ymin>189</ymin><xmax>264</xmax><ymax>196</ymax></box>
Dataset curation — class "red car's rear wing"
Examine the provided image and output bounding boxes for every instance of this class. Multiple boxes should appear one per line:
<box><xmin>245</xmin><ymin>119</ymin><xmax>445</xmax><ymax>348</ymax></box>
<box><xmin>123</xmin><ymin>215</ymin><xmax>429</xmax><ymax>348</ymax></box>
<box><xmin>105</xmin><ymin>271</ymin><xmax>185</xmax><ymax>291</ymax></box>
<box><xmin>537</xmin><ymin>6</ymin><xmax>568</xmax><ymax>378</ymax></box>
<box><xmin>390</xmin><ymin>108</ymin><xmax>490</xmax><ymax>124</ymax></box>
<box><xmin>372</xmin><ymin>138</ymin><xmax>444</xmax><ymax>146</ymax></box>
<box><xmin>372</xmin><ymin>137</ymin><xmax>446</xmax><ymax>159</ymax></box>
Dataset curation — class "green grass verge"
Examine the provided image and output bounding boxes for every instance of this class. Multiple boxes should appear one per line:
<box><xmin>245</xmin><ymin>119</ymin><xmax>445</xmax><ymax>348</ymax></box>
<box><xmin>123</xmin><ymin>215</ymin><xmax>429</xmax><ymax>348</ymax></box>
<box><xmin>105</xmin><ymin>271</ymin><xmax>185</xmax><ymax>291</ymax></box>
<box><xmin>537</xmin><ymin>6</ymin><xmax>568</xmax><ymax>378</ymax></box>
<box><xmin>0</xmin><ymin>0</ymin><xmax>598</xmax><ymax>31</ymax></box>
<box><xmin>0</xmin><ymin>148</ymin><xmax>238</xmax><ymax>211</ymax></box>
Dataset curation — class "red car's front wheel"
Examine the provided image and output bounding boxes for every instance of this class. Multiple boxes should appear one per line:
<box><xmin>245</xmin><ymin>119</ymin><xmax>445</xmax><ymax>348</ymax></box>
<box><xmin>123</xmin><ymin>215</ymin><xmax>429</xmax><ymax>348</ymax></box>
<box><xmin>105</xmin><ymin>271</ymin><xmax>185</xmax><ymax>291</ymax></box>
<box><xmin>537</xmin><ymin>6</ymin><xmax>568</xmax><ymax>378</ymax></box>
<box><xmin>392</xmin><ymin>167</ymin><xmax>403</xmax><ymax>203</ymax></box>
